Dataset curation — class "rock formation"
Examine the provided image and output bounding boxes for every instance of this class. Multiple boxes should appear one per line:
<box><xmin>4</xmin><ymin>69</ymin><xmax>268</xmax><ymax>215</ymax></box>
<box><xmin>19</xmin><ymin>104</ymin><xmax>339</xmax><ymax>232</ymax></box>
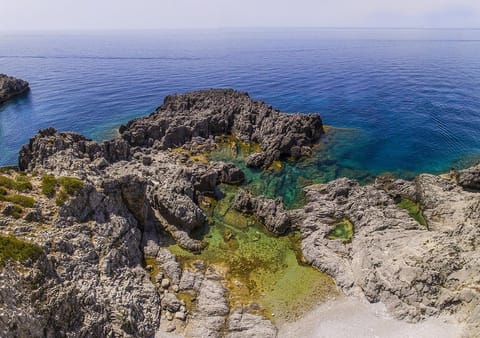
<box><xmin>235</xmin><ymin>189</ymin><xmax>290</xmax><ymax>234</ymax></box>
<box><xmin>1</xmin><ymin>89</ymin><xmax>479</xmax><ymax>337</ymax></box>
<box><xmin>119</xmin><ymin>89</ymin><xmax>324</xmax><ymax>168</ymax></box>
<box><xmin>0</xmin><ymin>74</ymin><xmax>29</xmax><ymax>104</ymax></box>
<box><xmin>456</xmin><ymin>163</ymin><xmax>480</xmax><ymax>191</ymax></box>
<box><xmin>286</xmin><ymin>170</ymin><xmax>480</xmax><ymax>336</ymax></box>
<box><xmin>4</xmin><ymin>89</ymin><xmax>323</xmax><ymax>337</ymax></box>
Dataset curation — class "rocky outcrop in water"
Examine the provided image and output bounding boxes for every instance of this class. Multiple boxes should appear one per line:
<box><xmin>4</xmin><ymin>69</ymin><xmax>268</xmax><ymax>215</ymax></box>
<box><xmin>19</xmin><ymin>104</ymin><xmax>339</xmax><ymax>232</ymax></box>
<box><xmin>0</xmin><ymin>74</ymin><xmax>29</xmax><ymax>104</ymax></box>
<box><xmin>235</xmin><ymin>189</ymin><xmax>290</xmax><ymax>234</ymax></box>
<box><xmin>119</xmin><ymin>89</ymin><xmax>324</xmax><ymax>168</ymax></box>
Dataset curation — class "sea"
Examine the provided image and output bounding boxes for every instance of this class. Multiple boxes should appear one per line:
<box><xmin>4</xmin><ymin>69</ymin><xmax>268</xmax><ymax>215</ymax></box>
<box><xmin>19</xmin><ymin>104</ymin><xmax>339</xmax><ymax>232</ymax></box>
<box><xmin>1</xmin><ymin>28</ymin><xmax>480</xmax><ymax>177</ymax></box>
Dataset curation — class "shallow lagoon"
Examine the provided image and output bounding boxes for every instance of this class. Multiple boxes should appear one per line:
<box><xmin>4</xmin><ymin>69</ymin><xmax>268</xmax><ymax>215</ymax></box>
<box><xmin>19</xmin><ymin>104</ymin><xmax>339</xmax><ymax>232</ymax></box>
<box><xmin>167</xmin><ymin>134</ymin><xmax>355</xmax><ymax>322</ymax></box>
<box><xmin>168</xmin><ymin>184</ymin><xmax>337</xmax><ymax>323</ymax></box>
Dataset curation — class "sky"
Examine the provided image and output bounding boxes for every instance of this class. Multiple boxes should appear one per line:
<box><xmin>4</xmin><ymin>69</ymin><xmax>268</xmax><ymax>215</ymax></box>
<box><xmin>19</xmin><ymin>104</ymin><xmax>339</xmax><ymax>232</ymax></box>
<box><xmin>1</xmin><ymin>0</ymin><xmax>480</xmax><ymax>31</ymax></box>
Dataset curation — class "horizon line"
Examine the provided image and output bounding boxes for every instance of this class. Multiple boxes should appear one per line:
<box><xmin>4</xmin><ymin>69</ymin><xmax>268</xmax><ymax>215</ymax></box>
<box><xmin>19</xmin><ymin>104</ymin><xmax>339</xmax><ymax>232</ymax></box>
<box><xmin>1</xmin><ymin>26</ymin><xmax>480</xmax><ymax>33</ymax></box>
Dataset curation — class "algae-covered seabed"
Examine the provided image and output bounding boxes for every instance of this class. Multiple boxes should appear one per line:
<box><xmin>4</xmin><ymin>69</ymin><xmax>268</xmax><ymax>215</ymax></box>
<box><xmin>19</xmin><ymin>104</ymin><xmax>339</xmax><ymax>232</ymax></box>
<box><xmin>169</xmin><ymin>128</ymin><xmax>374</xmax><ymax>323</ymax></box>
<box><xmin>169</xmin><ymin>185</ymin><xmax>338</xmax><ymax>322</ymax></box>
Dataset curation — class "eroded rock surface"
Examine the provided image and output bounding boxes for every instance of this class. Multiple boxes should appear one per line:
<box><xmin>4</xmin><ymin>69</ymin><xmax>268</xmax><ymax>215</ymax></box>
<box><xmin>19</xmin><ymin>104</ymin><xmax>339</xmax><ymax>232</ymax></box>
<box><xmin>0</xmin><ymin>74</ymin><xmax>29</xmax><ymax>104</ymax></box>
<box><xmin>119</xmin><ymin>89</ymin><xmax>324</xmax><ymax>168</ymax></box>
<box><xmin>457</xmin><ymin>164</ymin><xmax>480</xmax><ymax>191</ymax></box>
<box><xmin>293</xmin><ymin>169</ymin><xmax>480</xmax><ymax>337</ymax></box>
<box><xmin>4</xmin><ymin>89</ymin><xmax>305</xmax><ymax>337</ymax></box>
<box><xmin>235</xmin><ymin>189</ymin><xmax>290</xmax><ymax>234</ymax></box>
<box><xmin>3</xmin><ymin>88</ymin><xmax>479</xmax><ymax>337</ymax></box>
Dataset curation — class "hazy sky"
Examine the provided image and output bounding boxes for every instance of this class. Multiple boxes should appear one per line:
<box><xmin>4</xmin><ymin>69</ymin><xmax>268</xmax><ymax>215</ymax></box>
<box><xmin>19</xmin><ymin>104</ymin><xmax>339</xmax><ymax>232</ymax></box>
<box><xmin>1</xmin><ymin>0</ymin><xmax>479</xmax><ymax>30</ymax></box>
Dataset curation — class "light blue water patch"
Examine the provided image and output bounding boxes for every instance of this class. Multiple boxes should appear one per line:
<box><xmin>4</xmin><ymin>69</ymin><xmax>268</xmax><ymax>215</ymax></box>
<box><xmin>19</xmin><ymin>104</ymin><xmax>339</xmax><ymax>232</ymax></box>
<box><xmin>1</xmin><ymin>29</ymin><xmax>479</xmax><ymax>176</ymax></box>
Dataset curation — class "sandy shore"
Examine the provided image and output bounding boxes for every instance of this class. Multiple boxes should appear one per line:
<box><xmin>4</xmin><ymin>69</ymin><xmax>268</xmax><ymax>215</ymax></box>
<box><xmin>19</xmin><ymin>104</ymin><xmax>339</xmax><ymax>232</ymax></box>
<box><xmin>278</xmin><ymin>296</ymin><xmax>464</xmax><ymax>338</ymax></box>
<box><xmin>156</xmin><ymin>295</ymin><xmax>464</xmax><ymax>337</ymax></box>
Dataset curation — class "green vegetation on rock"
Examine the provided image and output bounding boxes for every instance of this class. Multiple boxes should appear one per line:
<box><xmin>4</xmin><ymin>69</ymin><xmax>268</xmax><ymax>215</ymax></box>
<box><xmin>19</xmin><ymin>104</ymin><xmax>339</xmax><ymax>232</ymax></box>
<box><xmin>0</xmin><ymin>174</ymin><xmax>32</xmax><ymax>192</ymax></box>
<box><xmin>0</xmin><ymin>167</ymin><xmax>13</xmax><ymax>174</ymax></box>
<box><xmin>0</xmin><ymin>235</ymin><xmax>43</xmax><ymax>266</ymax></box>
<box><xmin>144</xmin><ymin>257</ymin><xmax>161</xmax><ymax>284</ymax></box>
<box><xmin>57</xmin><ymin>177</ymin><xmax>84</xmax><ymax>195</ymax></box>
<box><xmin>41</xmin><ymin>174</ymin><xmax>57</xmax><ymax>196</ymax></box>
<box><xmin>0</xmin><ymin>194</ymin><xmax>35</xmax><ymax>208</ymax></box>
<box><xmin>41</xmin><ymin>175</ymin><xmax>84</xmax><ymax>206</ymax></box>
<box><xmin>8</xmin><ymin>205</ymin><xmax>24</xmax><ymax>219</ymax></box>
<box><xmin>396</xmin><ymin>197</ymin><xmax>427</xmax><ymax>227</ymax></box>
<box><xmin>0</xmin><ymin>173</ymin><xmax>36</xmax><ymax>216</ymax></box>
<box><xmin>328</xmin><ymin>219</ymin><xmax>354</xmax><ymax>242</ymax></box>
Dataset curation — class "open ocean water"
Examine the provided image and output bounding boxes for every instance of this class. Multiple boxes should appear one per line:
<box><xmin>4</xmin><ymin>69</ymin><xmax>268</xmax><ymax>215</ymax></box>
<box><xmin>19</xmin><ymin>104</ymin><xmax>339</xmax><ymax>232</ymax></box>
<box><xmin>1</xmin><ymin>29</ymin><xmax>480</xmax><ymax>177</ymax></box>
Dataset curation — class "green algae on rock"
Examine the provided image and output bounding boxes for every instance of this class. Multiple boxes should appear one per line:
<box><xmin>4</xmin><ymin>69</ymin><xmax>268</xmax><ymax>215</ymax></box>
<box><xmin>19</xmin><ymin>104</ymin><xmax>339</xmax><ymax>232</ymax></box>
<box><xmin>328</xmin><ymin>219</ymin><xmax>354</xmax><ymax>242</ymax></box>
<box><xmin>209</xmin><ymin>127</ymin><xmax>377</xmax><ymax>210</ymax></box>
<box><xmin>396</xmin><ymin>197</ymin><xmax>427</xmax><ymax>227</ymax></box>
<box><xmin>168</xmin><ymin>184</ymin><xmax>337</xmax><ymax>323</ymax></box>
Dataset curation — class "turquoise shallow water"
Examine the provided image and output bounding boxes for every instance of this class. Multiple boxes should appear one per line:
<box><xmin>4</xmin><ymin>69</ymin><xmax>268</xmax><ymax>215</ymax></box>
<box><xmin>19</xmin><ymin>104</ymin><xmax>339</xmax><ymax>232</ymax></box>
<box><xmin>1</xmin><ymin>29</ymin><xmax>480</xmax><ymax>175</ymax></box>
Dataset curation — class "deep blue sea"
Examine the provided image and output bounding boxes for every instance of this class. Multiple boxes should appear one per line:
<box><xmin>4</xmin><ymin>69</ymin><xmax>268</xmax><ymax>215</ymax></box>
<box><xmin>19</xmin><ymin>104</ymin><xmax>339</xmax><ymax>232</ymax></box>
<box><xmin>1</xmin><ymin>29</ymin><xmax>480</xmax><ymax>177</ymax></box>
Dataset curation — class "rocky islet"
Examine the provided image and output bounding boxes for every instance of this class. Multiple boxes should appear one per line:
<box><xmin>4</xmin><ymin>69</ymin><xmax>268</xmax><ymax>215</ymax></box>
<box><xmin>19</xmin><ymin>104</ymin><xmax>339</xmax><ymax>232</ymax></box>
<box><xmin>0</xmin><ymin>89</ymin><xmax>479</xmax><ymax>337</ymax></box>
<box><xmin>0</xmin><ymin>74</ymin><xmax>29</xmax><ymax>105</ymax></box>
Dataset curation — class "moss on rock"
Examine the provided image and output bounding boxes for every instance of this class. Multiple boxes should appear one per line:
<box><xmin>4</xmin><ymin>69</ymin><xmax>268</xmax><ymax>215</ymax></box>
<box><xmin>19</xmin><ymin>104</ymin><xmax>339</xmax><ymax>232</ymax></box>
<box><xmin>396</xmin><ymin>197</ymin><xmax>427</xmax><ymax>227</ymax></box>
<box><xmin>328</xmin><ymin>219</ymin><xmax>354</xmax><ymax>242</ymax></box>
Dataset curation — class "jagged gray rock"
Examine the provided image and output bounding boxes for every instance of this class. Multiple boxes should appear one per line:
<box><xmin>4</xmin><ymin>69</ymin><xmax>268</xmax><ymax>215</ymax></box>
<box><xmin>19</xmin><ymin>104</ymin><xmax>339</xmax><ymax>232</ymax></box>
<box><xmin>0</xmin><ymin>74</ymin><xmax>29</xmax><ymax>104</ymax></box>
<box><xmin>7</xmin><ymin>89</ymin><xmax>305</xmax><ymax>337</ymax></box>
<box><xmin>1</xmin><ymin>176</ymin><xmax>161</xmax><ymax>337</ymax></box>
<box><xmin>457</xmin><ymin>163</ymin><xmax>480</xmax><ymax>191</ymax></box>
<box><xmin>4</xmin><ymin>89</ymin><xmax>479</xmax><ymax>337</ymax></box>
<box><xmin>235</xmin><ymin>189</ymin><xmax>290</xmax><ymax>234</ymax></box>
<box><xmin>119</xmin><ymin>89</ymin><xmax>324</xmax><ymax>168</ymax></box>
<box><xmin>293</xmin><ymin>173</ymin><xmax>480</xmax><ymax>337</ymax></box>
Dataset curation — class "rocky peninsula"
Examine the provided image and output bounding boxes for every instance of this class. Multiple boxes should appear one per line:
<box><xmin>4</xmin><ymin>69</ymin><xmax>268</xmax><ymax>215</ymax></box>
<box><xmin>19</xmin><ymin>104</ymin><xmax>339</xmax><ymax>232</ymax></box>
<box><xmin>0</xmin><ymin>89</ymin><xmax>479</xmax><ymax>337</ymax></box>
<box><xmin>0</xmin><ymin>74</ymin><xmax>29</xmax><ymax>104</ymax></box>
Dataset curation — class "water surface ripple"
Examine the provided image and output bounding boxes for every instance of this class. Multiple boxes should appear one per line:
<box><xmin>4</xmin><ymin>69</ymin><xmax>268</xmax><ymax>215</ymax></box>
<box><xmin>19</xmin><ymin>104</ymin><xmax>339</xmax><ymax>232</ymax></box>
<box><xmin>1</xmin><ymin>29</ymin><xmax>479</xmax><ymax>176</ymax></box>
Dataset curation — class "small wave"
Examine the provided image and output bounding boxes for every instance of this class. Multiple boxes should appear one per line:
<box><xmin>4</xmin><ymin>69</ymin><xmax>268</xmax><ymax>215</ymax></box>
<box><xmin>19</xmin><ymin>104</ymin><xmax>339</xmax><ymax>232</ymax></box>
<box><xmin>0</xmin><ymin>55</ymin><xmax>206</xmax><ymax>61</ymax></box>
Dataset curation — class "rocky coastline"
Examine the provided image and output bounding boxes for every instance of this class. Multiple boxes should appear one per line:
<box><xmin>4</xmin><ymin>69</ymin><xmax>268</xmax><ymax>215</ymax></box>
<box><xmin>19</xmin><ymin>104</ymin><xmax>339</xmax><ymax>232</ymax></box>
<box><xmin>0</xmin><ymin>74</ymin><xmax>29</xmax><ymax>104</ymax></box>
<box><xmin>0</xmin><ymin>89</ymin><xmax>479</xmax><ymax>337</ymax></box>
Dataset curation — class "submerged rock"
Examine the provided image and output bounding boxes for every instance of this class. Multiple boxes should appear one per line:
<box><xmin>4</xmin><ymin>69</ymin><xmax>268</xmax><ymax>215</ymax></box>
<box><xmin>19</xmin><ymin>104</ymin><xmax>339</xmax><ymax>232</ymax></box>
<box><xmin>0</xmin><ymin>74</ymin><xmax>29</xmax><ymax>104</ymax></box>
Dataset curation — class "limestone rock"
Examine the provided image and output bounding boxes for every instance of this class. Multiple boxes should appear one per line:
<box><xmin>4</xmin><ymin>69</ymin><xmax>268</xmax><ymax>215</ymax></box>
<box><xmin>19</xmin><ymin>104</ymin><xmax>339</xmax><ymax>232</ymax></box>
<box><xmin>161</xmin><ymin>293</ymin><xmax>182</xmax><ymax>312</ymax></box>
<box><xmin>235</xmin><ymin>189</ymin><xmax>290</xmax><ymax>234</ymax></box>
<box><xmin>0</xmin><ymin>74</ymin><xmax>29</xmax><ymax>104</ymax></box>
<box><xmin>7</xmin><ymin>88</ymin><xmax>480</xmax><ymax>338</ymax></box>
<box><xmin>226</xmin><ymin>308</ymin><xmax>277</xmax><ymax>338</ymax></box>
<box><xmin>294</xmin><ymin>173</ymin><xmax>480</xmax><ymax>336</ymax></box>
<box><xmin>120</xmin><ymin>89</ymin><xmax>324</xmax><ymax>168</ymax></box>
<box><xmin>457</xmin><ymin>163</ymin><xmax>480</xmax><ymax>191</ymax></box>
